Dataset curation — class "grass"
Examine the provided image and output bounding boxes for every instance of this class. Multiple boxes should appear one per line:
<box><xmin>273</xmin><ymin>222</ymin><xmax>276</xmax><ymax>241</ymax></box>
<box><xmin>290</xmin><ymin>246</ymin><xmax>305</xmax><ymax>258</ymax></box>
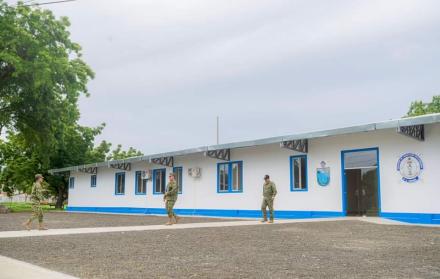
<box><xmin>0</xmin><ymin>202</ymin><xmax>65</xmax><ymax>213</ymax></box>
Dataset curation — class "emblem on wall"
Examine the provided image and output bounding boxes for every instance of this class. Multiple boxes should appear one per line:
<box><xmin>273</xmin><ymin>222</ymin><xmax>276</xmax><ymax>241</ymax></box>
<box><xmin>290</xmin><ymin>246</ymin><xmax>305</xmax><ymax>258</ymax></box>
<box><xmin>397</xmin><ymin>153</ymin><xmax>423</xmax><ymax>183</ymax></box>
<box><xmin>317</xmin><ymin>161</ymin><xmax>330</xmax><ymax>186</ymax></box>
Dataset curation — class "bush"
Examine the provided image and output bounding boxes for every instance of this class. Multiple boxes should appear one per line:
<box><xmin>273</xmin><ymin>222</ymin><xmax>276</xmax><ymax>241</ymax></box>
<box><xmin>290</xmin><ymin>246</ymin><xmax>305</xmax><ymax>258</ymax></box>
<box><xmin>0</xmin><ymin>202</ymin><xmax>64</xmax><ymax>213</ymax></box>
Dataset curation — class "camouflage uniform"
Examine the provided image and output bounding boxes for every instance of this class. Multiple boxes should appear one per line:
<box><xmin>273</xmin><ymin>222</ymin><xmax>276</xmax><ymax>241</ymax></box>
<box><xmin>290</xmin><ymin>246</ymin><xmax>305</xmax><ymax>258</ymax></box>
<box><xmin>261</xmin><ymin>181</ymin><xmax>277</xmax><ymax>221</ymax></box>
<box><xmin>164</xmin><ymin>181</ymin><xmax>178</xmax><ymax>218</ymax></box>
<box><xmin>28</xmin><ymin>182</ymin><xmax>44</xmax><ymax>224</ymax></box>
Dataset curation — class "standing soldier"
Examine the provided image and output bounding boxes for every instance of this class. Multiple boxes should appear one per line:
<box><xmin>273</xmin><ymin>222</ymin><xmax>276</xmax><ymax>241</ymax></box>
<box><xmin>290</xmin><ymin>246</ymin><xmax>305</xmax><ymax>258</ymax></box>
<box><xmin>163</xmin><ymin>173</ymin><xmax>179</xmax><ymax>225</ymax></box>
<box><xmin>261</xmin><ymin>174</ymin><xmax>277</xmax><ymax>223</ymax></box>
<box><xmin>23</xmin><ymin>174</ymin><xmax>47</xmax><ymax>230</ymax></box>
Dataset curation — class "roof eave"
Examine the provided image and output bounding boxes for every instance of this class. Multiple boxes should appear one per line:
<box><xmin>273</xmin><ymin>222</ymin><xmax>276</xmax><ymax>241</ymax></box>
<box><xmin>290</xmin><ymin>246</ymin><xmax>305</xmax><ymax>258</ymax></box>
<box><xmin>48</xmin><ymin>113</ymin><xmax>440</xmax><ymax>174</ymax></box>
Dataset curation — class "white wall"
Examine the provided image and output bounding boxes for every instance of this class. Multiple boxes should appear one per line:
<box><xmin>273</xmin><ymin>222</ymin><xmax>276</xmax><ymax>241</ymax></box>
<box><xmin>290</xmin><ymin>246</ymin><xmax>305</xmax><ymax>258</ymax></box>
<box><xmin>68</xmin><ymin>123</ymin><xmax>440</xmax><ymax>214</ymax></box>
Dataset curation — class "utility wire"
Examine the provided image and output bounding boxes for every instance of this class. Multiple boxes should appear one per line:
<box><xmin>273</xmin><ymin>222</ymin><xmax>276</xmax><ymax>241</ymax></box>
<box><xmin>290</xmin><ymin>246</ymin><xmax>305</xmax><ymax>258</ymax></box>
<box><xmin>21</xmin><ymin>0</ymin><xmax>37</xmax><ymax>4</ymax></box>
<box><xmin>13</xmin><ymin>0</ymin><xmax>37</xmax><ymax>6</ymax></box>
<box><xmin>18</xmin><ymin>0</ymin><xmax>76</xmax><ymax>7</ymax></box>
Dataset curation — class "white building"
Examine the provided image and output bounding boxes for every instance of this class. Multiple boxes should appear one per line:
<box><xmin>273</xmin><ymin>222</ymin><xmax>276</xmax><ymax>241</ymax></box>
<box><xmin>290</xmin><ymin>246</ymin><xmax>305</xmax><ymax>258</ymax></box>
<box><xmin>50</xmin><ymin>114</ymin><xmax>440</xmax><ymax>224</ymax></box>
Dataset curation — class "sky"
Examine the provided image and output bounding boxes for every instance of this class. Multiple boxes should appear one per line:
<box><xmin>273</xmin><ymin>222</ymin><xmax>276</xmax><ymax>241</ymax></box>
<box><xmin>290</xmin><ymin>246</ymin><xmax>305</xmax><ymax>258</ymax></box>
<box><xmin>7</xmin><ymin>0</ymin><xmax>440</xmax><ymax>154</ymax></box>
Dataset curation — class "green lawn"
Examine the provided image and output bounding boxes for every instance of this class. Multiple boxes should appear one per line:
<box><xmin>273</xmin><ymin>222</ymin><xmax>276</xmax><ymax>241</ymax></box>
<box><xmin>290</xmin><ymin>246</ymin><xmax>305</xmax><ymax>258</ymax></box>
<box><xmin>0</xmin><ymin>202</ymin><xmax>65</xmax><ymax>213</ymax></box>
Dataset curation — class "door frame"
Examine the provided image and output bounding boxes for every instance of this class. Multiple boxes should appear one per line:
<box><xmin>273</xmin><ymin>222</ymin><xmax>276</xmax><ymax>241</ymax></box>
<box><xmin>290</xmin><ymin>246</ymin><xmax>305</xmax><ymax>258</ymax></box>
<box><xmin>340</xmin><ymin>147</ymin><xmax>381</xmax><ymax>216</ymax></box>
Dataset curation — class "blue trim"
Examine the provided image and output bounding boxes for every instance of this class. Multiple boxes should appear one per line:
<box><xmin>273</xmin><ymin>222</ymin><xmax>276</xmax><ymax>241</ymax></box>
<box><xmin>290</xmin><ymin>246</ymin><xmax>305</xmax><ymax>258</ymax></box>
<box><xmin>217</xmin><ymin>161</ymin><xmax>243</xmax><ymax>193</ymax></box>
<box><xmin>217</xmin><ymin>162</ymin><xmax>221</xmax><ymax>192</ymax></box>
<box><xmin>377</xmin><ymin>149</ymin><xmax>382</xmax><ymax>213</ymax></box>
<box><xmin>290</xmin><ymin>155</ymin><xmax>308</xmax><ymax>191</ymax></box>
<box><xmin>90</xmin><ymin>175</ymin><xmax>97</xmax><ymax>188</ymax></box>
<box><xmin>114</xmin><ymin>172</ymin><xmax>125</xmax><ymax>195</ymax></box>
<box><xmin>341</xmin><ymin>147</ymin><xmax>381</xmax><ymax>216</ymax></box>
<box><xmin>65</xmin><ymin>207</ymin><xmax>440</xmax><ymax>224</ymax></box>
<box><xmin>66</xmin><ymin>206</ymin><xmax>344</xmax><ymax>219</ymax></box>
<box><xmin>134</xmin><ymin>171</ymin><xmax>146</xmax><ymax>195</ymax></box>
<box><xmin>340</xmin><ymin>151</ymin><xmax>345</xmax><ymax>213</ymax></box>
<box><xmin>152</xmin><ymin>168</ymin><xmax>166</xmax><ymax>195</ymax></box>
<box><xmin>380</xmin><ymin>212</ymin><xmax>440</xmax><ymax>225</ymax></box>
<box><xmin>69</xmin><ymin>177</ymin><xmax>75</xmax><ymax>189</ymax></box>
<box><xmin>173</xmin><ymin>166</ymin><xmax>183</xmax><ymax>194</ymax></box>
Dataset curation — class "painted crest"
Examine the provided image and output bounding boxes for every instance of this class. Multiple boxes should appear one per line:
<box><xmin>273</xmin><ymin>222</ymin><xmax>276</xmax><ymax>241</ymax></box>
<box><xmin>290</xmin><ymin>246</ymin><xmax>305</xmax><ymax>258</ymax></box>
<box><xmin>317</xmin><ymin>161</ymin><xmax>330</xmax><ymax>186</ymax></box>
<box><xmin>397</xmin><ymin>153</ymin><xmax>423</xmax><ymax>183</ymax></box>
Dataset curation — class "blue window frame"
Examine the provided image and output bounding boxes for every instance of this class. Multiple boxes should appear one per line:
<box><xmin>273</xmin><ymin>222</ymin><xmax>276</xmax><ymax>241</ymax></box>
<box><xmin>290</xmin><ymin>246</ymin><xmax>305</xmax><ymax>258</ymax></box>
<box><xmin>153</xmin><ymin>169</ymin><xmax>166</xmax><ymax>194</ymax></box>
<box><xmin>135</xmin><ymin>171</ymin><xmax>147</xmax><ymax>195</ymax></box>
<box><xmin>290</xmin><ymin>155</ymin><xmax>308</xmax><ymax>191</ymax></box>
<box><xmin>217</xmin><ymin>161</ymin><xmax>243</xmax><ymax>193</ymax></box>
<box><xmin>69</xmin><ymin>177</ymin><xmax>75</xmax><ymax>189</ymax></box>
<box><xmin>115</xmin><ymin>172</ymin><xmax>125</xmax><ymax>195</ymax></box>
<box><xmin>173</xmin><ymin>167</ymin><xmax>183</xmax><ymax>194</ymax></box>
<box><xmin>91</xmin><ymin>175</ymin><xmax>97</xmax><ymax>187</ymax></box>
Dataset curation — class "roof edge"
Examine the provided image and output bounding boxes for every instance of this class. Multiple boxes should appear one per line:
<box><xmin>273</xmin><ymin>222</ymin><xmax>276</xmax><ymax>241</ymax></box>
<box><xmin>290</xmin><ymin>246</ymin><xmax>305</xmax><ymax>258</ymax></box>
<box><xmin>49</xmin><ymin>113</ymin><xmax>440</xmax><ymax>174</ymax></box>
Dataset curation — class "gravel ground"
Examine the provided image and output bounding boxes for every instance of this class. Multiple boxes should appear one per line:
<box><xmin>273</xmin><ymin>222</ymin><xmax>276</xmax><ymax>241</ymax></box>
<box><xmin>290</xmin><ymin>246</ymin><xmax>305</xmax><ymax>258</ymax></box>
<box><xmin>0</xmin><ymin>220</ymin><xmax>439</xmax><ymax>279</ymax></box>
<box><xmin>0</xmin><ymin>212</ymin><xmax>238</xmax><ymax>231</ymax></box>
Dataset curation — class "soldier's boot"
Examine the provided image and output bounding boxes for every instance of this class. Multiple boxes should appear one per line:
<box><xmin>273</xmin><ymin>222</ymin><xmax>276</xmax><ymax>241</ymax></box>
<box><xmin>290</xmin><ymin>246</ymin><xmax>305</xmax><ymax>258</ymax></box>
<box><xmin>174</xmin><ymin>215</ymin><xmax>180</xmax><ymax>224</ymax></box>
<box><xmin>38</xmin><ymin>223</ymin><xmax>48</xmax><ymax>230</ymax></box>
<box><xmin>268</xmin><ymin>211</ymin><xmax>274</xmax><ymax>223</ymax></box>
<box><xmin>165</xmin><ymin>217</ymin><xmax>173</xmax><ymax>225</ymax></box>
<box><xmin>261</xmin><ymin>208</ymin><xmax>268</xmax><ymax>222</ymax></box>
<box><xmin>22</xmin><ymin>221</ymin><xmax>31</xmax><ymax>230</ymax></box>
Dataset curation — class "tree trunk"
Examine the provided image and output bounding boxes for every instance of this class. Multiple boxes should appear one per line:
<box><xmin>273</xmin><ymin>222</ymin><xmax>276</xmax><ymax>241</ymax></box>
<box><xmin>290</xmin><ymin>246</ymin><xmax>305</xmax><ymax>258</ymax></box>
<box><xmin>55</xmin><ymin>187</ymin><xmax>65</xmax><ymax>209</ymax></box>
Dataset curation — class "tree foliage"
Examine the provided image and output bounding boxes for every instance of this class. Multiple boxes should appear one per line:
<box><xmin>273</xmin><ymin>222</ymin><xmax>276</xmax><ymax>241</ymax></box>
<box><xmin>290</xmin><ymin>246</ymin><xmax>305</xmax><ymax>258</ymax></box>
<box><xmin>0</xmin><ymin>1</ymin><xmax>143</xmax><ymax>207</ymax></box>
<box><xmin>0</xmin><ymin>124</ymin><xmax>143</xmax><ymax>207</ymax></box>
<box><xmin>0</xmin><ymin>134</ymin><xmax>40</xmax><ymax>195</ymax></box>
<box><xmin>0</xmin><ymin>0</ymin><xmax>94</xmax><ymax>165</ymax></box>
<box><xmin>107</xmin><ymin>144</ymin><xmax>143</xmax><ymax>161</ymax></box>
<box><xmin>407</xmin><ymin>95</ymin><xmax>440</xmax><ymax>117</ymax></box>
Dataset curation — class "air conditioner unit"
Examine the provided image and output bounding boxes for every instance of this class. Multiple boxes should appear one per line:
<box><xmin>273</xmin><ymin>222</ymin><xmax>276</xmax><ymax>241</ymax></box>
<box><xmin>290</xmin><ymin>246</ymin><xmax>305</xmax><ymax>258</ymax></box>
<box><xmin>188</xmin><ymin>167</ymin><xmax>201</xmax><ymax>178</ymax></box>
<box><xmin>142</xmin><ymin>170</ymin><xmax>152</xmax><ymax>180</ymax></box>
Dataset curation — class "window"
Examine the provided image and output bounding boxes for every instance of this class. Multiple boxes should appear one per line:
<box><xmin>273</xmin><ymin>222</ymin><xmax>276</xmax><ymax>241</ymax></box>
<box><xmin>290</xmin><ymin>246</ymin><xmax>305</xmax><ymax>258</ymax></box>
<box><xmin>290</xmin><ymin>155</ymin><xmax>307</xmax><ymax>191</ymax></box>
<box><xmin>135</xmin><ymin>171</ymin><xmax>147</xmax><ymax>195</ymax></box>
<box><xmin>173</xmin><ymin>167</ymin><xmax>183</xmax><ymax>194</ymax></box>
<box><xmin>343</xmin><ymin>149</ymin><xmax>378</xmax><ymax>169</ymax></box>
<box><xmin>218</xmin><ymin>163</ymin><xmax>229</xmax><ymax>192</ymax></box>
<box><xmin>91</xmin><ymin>175</ymin><xmax>97</xmax><ymax>187</ymax></box>
<box><xmin>217</xmin><ymin>161</ymin><xmax>243</xmax><ymax>193</ymax></box>
<box><xmin>69</xmin><ymin>177</ymin><xmax>75</xmax><ymax>189</ymax></box>
<box><xmin>153</xmin><ymin>169</ymin><xmax>166</xmax><ymax>194</ymax></box>
<box><xmin>115</xmin><ymin>172</ymin><xmax>125</xmax><ymax>195</ymax></box>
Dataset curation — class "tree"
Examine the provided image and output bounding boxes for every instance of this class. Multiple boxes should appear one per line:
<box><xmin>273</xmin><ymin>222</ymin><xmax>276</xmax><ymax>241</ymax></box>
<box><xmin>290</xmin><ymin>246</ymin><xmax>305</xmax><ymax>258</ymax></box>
<box><xmin>407</xmin><ymin>95</ymin><xmax>440</xmax><ymax>116</ymax></box>
<box><xmin>0</xmin><ymin>126</ymin><xmax>143</xmax><ymax>208</ymax></box>
<box><xmin>0</xmin><ymin>1</ymin><xmax>94</xmax><ymax>166</ymax></box>
<box><xmin>46</xmin><ymin>123</ymin><xmax>107</xmax><ymax>208</ymax></box>
<box><xmin>0</xmin><ymin>1</ymin><xmax>144</xmax><ymax>208</ymax></box>
<box><xmin>86</xmin><ymin>140</ymin><xmax>112</xmax><ymax>163</ymax></box>
<box><xmin>0</xmin><ymin>133</ymin><xmax>40</xmax><ymax>196</ymax></box>
<box><xmin>0</xmin><ymin>0</ymin><xmax>94</xmax><ymax>207</ymax></box>
<box><xmin>46</xmin><ymin>123</ymin><xmax>143</xmax><ymax>208</ymax></box>
<box><xmin>107</xmin><ymin>144</ymin><xmax>143</xmax><ymax>161</ymax></box>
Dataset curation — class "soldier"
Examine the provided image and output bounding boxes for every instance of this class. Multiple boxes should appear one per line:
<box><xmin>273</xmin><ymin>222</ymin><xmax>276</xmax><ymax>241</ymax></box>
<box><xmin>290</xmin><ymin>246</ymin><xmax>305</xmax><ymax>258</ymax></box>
<box><xmin>22</xmin><ymin>174</ymin><xmax>48</xmax><ymax>230</ymax></box>
<box><xmin>261</xmin><ymin>174</ymin><xmax>277</xmax><ymax>223</ymax></box>
<box><xmin>163</xmin><ymin>173</ymin><xmax>179</xmax><ymax>225</ymax></box>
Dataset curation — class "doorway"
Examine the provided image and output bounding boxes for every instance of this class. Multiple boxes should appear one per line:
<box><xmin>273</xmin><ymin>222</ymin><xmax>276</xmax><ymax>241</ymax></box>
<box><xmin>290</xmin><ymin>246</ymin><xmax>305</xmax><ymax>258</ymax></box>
<box><xmin>342</xmin><ymin>148</ymin><xmax>380</xmax><ymax>216</ymax></box>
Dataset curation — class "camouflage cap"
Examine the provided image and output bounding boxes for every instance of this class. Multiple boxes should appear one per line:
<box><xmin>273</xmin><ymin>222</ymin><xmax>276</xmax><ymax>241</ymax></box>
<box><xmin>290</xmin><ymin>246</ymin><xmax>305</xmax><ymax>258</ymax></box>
<box><xmin>35</xmin><ymin>174</ymin><xmax>44</xmax><ymax>179</ymax></box>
